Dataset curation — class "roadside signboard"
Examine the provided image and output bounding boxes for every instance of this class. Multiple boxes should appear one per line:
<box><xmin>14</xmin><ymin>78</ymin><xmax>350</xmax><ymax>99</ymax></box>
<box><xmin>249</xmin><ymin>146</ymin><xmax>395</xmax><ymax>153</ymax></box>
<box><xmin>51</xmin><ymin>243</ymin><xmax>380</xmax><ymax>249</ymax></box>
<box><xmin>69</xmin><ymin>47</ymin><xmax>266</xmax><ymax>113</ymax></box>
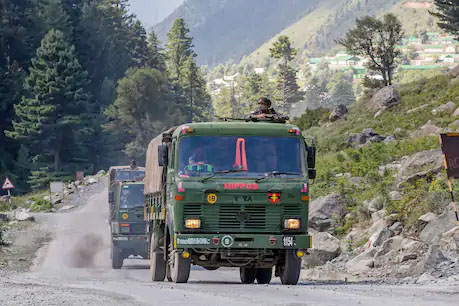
<box><xmin>1</xmin><ymin>177</ymin><xmax>15</xmax><ymax>211</ymax></box>
<box><xmin>440</xmin><ymin>133</ymin><xmax>459</xmax><ymax>179</ymax></box>
<box><xmin>76</xmin><ymin>171</ymin><xmax>84</xmax><ymax>181</ymax></box>
<box><xmin>50</xmin><ymin>181</ymin><xmax>64</xmax><ymax>193</ymax></box>
<box><xmin>1</xmin><ymin>177</ymin><xmax>15</xmax><ymax>190</ymax></box>
<box><xmin>440</xmin><ymin>133</ymin><xmax>459</xmax><ymax>228</ymax></box>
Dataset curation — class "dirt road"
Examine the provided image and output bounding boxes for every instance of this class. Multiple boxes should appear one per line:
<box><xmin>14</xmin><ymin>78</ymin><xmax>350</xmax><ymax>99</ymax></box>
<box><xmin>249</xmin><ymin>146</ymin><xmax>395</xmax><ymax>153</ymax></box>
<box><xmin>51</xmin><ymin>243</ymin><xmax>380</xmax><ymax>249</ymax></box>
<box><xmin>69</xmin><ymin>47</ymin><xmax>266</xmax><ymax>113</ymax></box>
<box><xmin>0</xmin><ymin>187</ymin><xmax>458</xmax><ymax>306</ymax></box>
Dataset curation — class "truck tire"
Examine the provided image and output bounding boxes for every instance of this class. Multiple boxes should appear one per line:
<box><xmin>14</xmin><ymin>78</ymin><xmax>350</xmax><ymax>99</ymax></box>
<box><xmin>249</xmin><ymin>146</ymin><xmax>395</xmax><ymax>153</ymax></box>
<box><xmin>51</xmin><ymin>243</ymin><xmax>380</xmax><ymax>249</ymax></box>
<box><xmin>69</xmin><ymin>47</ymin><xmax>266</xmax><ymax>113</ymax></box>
<box><xmin>256</xmin><ymin>268</ymin><xmax>272</xmax><ymax>284</ymax></box>
<box><xmin>239</xmin><ymin>267</ymin><xmax>256</xmax><ymax>284</ymax></box>
<box><xmin>279</xmin><ymin>250</ymin><xmax>301</xmax><ymax>285</ymax></box>
<box><xmin>111</xmin><ymin>243</ymin><xmax>123</xmax><ymax>269</ymax></box>
<box><xmin>169</xmin><ymin>243</ymin><xmax>191</xmax><ymax>283</ymax></box>
<box><xmin>150</xmin><ymin>234</ymin><xmax>166</xmax><ymax>281</ymax></box>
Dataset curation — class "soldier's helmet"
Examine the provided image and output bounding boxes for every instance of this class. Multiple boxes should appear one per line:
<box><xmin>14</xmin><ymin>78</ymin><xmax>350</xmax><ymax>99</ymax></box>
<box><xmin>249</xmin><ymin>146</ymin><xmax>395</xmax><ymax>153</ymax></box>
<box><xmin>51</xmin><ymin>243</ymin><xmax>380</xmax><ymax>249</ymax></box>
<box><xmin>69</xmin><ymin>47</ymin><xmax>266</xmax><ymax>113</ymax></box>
<box><xmin>258</xmin><ymin>97</ymin><xmax>272</xmax><ymax>108</ymax></box>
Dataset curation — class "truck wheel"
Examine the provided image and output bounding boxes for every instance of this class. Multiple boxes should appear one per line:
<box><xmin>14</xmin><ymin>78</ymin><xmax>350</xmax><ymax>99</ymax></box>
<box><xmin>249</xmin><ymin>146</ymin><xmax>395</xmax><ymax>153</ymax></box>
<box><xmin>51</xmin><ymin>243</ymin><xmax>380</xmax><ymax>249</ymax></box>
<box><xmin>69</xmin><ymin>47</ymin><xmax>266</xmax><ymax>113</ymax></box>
<box><xmin>169</xmin><ymin>243</ymin><xmax>191</xmax><ymax>283</ymax></box>
<box><xmin>239</xmin><ymin>267</ymin><xmax>256</xmax><ymax>284</ymax></box>
<box><xmin>150</xmin><ymin>235</ymin><xmax>166</xmax><ymax>281</ymax></box>
<box><xmin>111</xmin><ymin>243</ymin><xmax>123</xmax><ymax>269</ymax></box>
<box><xmin>256</xmin><ymin>268</ymin><xmax>272</xmax><ymax>284</ymax></box>
<box><xmin>166</xmin><ymin>262</ymin><xmax>172</xmax><ymax>282</ymax></box>
<box><xmin>279</xmin><ymin>250</ymin><xmax>301</xmax><ymax>285</ymax></box>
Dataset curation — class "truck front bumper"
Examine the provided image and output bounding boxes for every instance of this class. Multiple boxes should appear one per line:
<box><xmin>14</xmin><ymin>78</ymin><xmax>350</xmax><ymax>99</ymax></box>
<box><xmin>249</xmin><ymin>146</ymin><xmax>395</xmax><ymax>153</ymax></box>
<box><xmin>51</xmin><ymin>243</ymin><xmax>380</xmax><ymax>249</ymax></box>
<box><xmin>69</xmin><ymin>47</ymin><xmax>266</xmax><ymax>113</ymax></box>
<box><xmin>112</xmin><ymin>234</ymin><xmax>147</xmax><ymax>257</ymax></box>
<box><xmin>174</xmin><ymin>233</ymin><xmax>312</xmax><ymax>249</ymax></box>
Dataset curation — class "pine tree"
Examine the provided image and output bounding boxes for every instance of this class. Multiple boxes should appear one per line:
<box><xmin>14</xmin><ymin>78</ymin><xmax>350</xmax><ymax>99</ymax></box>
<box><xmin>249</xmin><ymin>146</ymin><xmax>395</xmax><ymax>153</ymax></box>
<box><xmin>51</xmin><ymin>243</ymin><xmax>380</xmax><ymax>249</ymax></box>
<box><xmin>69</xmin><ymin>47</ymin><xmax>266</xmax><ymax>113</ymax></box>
<box><xmin>38</xmin><ymin>0</ymin><xmax>73</xmax><ymax>39</ymax></box>
<box><xmin>270</xmin><ymin>35</ymin><xmax>302</xmax><ymax>113</ymax></box>
<box><xmin>180</xmin><ymin>54</ymin><xmax>211</xmax><ymax>122</ymax></box>
<box><xmin>212</xmin><ymin>86</ymin><xmax>233</xmax><ymax>119</ymax></box>
<box><xmin>147</xmin><ymin>31</ymin><xmax>166</xmax><ymax>71</ymax></box>
<box><xmin>430</xmin><ymin>0</ymin><xmax>459</xmax><ymax>39</ymax></box>
<box><xmin>327</xmin><ymin>71</ymin><xmax>356</xmax><ymax>107</ymax></box>
<box><xmin>130</xmin><ymin>20</ymin><xmax>151</xmax><ymax>68</ymax></box>
<box><xmin>104</xmin><ymin>68</ymin><xmax>170</xmax><ymax>161</ymax></box>
<box><xmin>165</xmin><ymin>18</ymin><xmax>211</xmax><ymax>122</ymax></box>
<box><xmin>6</xmin><ymin>29</ymin><xmax>91</xmax><ymax>188</ymax></box>
<box><xmin>239</xmin><ymin>72</ymin><xmax>272</xmax><ymax>114</ymax></box>
<box><xmin>165</xmin><ymin>18</ymin><xmax>196</xmax><ymax>82</ymax></box>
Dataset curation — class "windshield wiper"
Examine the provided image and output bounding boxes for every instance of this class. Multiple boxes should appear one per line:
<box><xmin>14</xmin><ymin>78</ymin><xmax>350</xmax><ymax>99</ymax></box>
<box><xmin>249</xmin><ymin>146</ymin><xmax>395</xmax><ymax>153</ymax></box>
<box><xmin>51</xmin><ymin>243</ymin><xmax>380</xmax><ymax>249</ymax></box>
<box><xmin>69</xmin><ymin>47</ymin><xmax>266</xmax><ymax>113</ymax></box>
<box><xmin>255</xmin><ymin>171</ymin><xmax>301</xmax><ymax>183</ymax></box>
<box><xmin>201</xmin><ymin>168</ymin><xmax>247</xmax><ymax>182</ymax></box>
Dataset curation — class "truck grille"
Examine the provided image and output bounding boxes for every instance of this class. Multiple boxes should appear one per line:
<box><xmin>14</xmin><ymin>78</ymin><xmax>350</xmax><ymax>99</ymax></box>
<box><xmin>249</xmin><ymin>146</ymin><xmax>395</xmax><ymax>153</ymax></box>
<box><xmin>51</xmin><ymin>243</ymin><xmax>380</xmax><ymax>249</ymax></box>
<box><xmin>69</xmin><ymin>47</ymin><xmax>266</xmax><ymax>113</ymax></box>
<box><xmin>183</xmin><ymin>203</ymin><xmax>303</xmax><ymax>233</ymax></box>
<box><xmin>130</xmin><ymin>222</ymin><xmax>146</xmax><ymax>234</ymax></box>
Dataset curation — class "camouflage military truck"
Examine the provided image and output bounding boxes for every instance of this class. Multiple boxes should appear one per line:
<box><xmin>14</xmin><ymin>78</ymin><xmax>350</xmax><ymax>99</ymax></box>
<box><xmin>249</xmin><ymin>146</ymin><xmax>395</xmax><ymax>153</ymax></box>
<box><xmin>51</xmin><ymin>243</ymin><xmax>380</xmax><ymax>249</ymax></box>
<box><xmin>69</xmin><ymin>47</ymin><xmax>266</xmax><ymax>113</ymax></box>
<box><xmin>144</xmin><ymin>121</ymin><xmax>315</xmax><ymax>284</ymax></box>
<box><xmin>110</xmin><ymin>181</ymin><xmax>147</xmax><ymax>269</ymax></box>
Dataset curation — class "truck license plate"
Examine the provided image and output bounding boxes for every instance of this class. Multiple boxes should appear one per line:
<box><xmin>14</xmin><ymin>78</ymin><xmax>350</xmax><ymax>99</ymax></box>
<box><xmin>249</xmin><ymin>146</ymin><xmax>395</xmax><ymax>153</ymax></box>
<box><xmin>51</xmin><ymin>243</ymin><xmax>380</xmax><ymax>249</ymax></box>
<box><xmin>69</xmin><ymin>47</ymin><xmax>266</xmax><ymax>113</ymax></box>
<box><xmin>283</xmin><ymin>236</ymin><xmax>295</xmax><ymax>247</ymax></box>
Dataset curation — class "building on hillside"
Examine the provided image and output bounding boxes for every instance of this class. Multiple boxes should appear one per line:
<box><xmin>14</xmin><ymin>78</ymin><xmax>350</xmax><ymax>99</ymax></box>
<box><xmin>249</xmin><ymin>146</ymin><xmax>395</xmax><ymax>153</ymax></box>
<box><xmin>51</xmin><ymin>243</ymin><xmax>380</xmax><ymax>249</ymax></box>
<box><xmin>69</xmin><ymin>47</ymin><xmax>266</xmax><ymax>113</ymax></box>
<box><xmin>400</xmin><ymin>64</ymin><xmax>442</xmax><ymax>71</ymax></box>
<box><xmin>253</xmin><ymin>68</ymin><xmax>265</xmax><ymax>74</ymax></box>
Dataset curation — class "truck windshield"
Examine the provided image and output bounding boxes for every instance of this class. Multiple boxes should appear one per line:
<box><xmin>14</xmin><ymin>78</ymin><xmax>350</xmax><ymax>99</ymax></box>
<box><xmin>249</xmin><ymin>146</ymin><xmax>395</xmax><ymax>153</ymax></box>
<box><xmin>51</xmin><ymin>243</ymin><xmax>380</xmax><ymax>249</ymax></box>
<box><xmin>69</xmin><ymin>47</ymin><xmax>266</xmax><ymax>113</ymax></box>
<box><xmin>120</xmin><ymin>184</ymin><xmax>144</xmax><ymax>209</ymax></box>
<box><xmin>178</xmin><ymin>136</ymin><xmax>305</xmax><ymax>178</ymax></box>
<box><xmin>115</xmin><ymin>170</ymin><xmax>145</xmax><ymax>182</ymax></box>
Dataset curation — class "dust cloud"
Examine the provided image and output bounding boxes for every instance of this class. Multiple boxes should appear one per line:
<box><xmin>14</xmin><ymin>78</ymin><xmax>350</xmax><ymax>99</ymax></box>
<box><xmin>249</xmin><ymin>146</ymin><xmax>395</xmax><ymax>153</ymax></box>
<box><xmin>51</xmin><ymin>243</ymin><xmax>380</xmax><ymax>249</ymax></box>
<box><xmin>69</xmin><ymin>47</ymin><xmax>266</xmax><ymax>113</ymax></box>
<box><xmin>37</xmin><ymin>188</ymin><xmax>111</xmax><ymax>273</ymax></box>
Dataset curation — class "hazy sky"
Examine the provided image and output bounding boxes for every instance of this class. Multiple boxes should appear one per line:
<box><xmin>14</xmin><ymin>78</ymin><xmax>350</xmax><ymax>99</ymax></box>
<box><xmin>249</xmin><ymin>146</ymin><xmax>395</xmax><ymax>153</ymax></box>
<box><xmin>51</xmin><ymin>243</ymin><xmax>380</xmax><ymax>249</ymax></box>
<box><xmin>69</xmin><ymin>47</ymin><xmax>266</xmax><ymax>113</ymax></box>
<box><xmin>129</xmin><ymin>0</ymin><xmax>185</xmax><ymax>28</ymax></box>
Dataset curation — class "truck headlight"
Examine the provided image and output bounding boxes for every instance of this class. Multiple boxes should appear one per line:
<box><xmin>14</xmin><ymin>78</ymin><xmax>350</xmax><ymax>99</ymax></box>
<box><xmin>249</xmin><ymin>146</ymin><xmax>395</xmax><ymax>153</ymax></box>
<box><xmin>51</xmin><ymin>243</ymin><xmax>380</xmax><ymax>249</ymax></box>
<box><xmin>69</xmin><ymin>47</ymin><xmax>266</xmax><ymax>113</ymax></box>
<box><xmin>284</xmin><ymin>218</ymin><xmax>300</xmax><ymax>230</ymax></box>
<box><xmin>185</xmin><ymin>218</ymin><xmax>201</xmax><ymax>229</ymax></box>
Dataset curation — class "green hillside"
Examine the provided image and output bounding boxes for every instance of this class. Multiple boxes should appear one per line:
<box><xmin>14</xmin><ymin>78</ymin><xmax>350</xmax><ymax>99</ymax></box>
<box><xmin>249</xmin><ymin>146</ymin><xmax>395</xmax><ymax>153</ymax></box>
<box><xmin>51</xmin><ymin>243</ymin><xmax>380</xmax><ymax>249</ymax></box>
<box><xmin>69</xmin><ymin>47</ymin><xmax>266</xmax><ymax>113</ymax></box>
<box><xmin>242</xmin><ymin>0</ymin><xmax>439</xmax><ymax>67</ymax></box>
<box><xmin>305</xmin><ymin>72</ymin><xmax>459</xmax><ymax>228</ymax></box>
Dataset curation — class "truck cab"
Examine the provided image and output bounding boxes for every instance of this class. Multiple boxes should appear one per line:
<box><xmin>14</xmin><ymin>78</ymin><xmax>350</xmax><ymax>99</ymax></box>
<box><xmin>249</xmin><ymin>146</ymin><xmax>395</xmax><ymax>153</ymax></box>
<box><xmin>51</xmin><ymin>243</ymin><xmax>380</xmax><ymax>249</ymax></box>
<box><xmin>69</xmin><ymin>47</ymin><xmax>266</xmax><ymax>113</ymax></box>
<box><xmin>145</xmin><ymin>122</ymin><xmax>315</xmax><ymax>284</ymax></box>
<box><xmin>110</xmin><ymin>181</ymin><xmax>147</xmax><ymax>269</ymax></box>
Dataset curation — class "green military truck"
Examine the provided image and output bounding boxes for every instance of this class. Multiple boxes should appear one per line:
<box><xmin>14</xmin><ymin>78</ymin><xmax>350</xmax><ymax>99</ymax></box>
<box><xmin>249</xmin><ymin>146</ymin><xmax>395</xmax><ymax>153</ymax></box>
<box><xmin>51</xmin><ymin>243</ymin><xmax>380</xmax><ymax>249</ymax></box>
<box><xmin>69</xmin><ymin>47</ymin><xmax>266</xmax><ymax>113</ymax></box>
<box><xmin>110</xmin><ymin>181</ymin><xmax>148</xmax><ymax>269</ymax></box>
<box><xmin>144</xmin><ymin>121</ymin><xmax>315</xmax><ymax>284</ymax></box>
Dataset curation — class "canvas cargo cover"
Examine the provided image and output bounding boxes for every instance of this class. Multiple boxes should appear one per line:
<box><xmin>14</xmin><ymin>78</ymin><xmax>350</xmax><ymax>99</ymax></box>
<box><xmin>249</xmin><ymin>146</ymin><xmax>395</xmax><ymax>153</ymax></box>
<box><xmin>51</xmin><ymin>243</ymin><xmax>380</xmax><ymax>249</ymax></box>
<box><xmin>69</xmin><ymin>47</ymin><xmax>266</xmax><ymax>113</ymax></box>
<box><xmin>145</xmin><ymin>128</ymin><xmax>175</xmax><ymax>194</ymax></box>
<box><xmin>145</xmin><ymin>134</ymin><xmax>164</xmax><ymax>194</ymax></box>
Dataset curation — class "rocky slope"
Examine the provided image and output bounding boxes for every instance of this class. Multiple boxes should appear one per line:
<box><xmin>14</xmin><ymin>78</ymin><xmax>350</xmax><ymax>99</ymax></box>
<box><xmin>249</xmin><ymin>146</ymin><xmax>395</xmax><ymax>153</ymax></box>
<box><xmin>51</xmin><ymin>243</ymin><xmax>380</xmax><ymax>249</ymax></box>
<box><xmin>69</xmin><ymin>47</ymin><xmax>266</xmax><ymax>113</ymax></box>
<box><xmin>302</xmin><ymin>67</ymin><xmax>459</xmax><ymax>285</ymax></box>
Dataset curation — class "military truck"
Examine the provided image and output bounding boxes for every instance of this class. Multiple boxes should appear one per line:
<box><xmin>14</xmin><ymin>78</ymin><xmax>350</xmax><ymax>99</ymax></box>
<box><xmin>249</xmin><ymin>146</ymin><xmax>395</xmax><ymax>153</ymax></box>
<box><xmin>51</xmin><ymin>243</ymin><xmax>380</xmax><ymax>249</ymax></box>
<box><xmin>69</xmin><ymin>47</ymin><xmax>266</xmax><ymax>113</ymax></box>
<box><xmin>144</xmin><ymin>121</ymin><xmax>315</xmax><ymax>284</ymax></box>
<box><xmin>110</xmin><ymin>181</ymin><xmax>148</xmax><ymax>269</ymax></box>
<box><xmin>108</xmin><ymin>165</ymin><xmax>145</xmax><ymax>212</ymax></box>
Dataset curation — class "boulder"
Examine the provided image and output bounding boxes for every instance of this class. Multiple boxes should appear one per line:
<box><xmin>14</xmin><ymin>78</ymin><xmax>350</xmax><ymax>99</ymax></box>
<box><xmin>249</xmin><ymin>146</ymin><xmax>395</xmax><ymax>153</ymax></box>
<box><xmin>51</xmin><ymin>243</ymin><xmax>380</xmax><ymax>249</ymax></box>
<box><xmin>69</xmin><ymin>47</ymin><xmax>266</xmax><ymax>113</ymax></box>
<box><xmin>398</xmin><ymin>253</ymin><xmax>418</xmax><ymax>263</ymax></box>
<box><xmin>398</xmin><ymin>149</ymin><xmax>443</xmax><ymax>179</ymax></box>
<box><xmin>432</xmin><ymin>101</ymin><xmax>456</xmax><ymax>115</ymax></box>
<box><xmin>371</xmin><ymin>210</ymin><xmax>386</xmax><ymax>224</ymax></box>
<box><xmin>370</xmin><ymin>228</ymin><xmax>394</xmax><ymax>247</ymax></box>
<box><xmin>370</xmin><ymin>86</ymin><xmax>400</xmax><ymax>111</ymax></box>
<box><xmin>453</xmin><ymin>107</ymin><xmax>459</xmax><ymax>117</ymax></box>
<box><xmin>375</xmin><ymin>236</ymin><xmax>405</xmax><ymax>257</ymax></box>
<box><xmin>423</xmin><ymin>245</ymin><xmax>447</xmax><ymax>269</ymax></box>
<box><xmin>450</xmin><ymin>119</ymin><xmax>459</xmax><ymax>127</ymax></box>
<box><xmin>418</xmin><ymin>212</ymin><xmax>437</xmax><ymax>223</ymax></box>
<box><xmin>420</xmin><ymin>203</ymin><xmax>457</xmax><ymax>245</ymax></box>
<box><xmin>347</xmin><ymin>128</ymin><xmax>386</xmax><ymax>147</ymax></box>
<box><xmin>448</xmin><ymin>65</ymin><xmax>459</xmax><ymax>78</ymax></box>
<box><xmin>406</xmin><ymin>104</ymin><xmax>429</xmax><ymax>115</ymax></box>
<box><xmin>346</xmin><ymin>248</ymin><xmax>377</xmax><ymax>273</ymax></box>
<box><xmin>389</xmin><ymin>191</ymin><xmax>402</xmax><ymax>201</ymax></box>
<box><xmin>14</xmin><ymin>209</ymin><xmax>35</xmax><ymax>222</ymax></box>
<box><xmin>329</xmin><ymin>104</ymin><xmax>348</xmax><ymax>121</ymax></box>
<box><xmin>303</xmin><ymin>232</ymin><xmax>340</xmax><ymax>266</ymax></box>
<box><xmin>416</xmin><ymin>272</ymin><xmax>436</xmax><ymax>284</ymax></box>
<box><xmin>309</xmin><ymin>193</ymin><xmax>346</xmax><ymax>232</ymax></box>
<box><xmin>364</xmin><ymin>197</ymin><xmax>384</xmax><ymax>214</ymax></box>
<box><xmin>383</xmin><ymin>135</ymin><xmax>396</xmax><ymax>144</ymax></box>
<box><xmin>87</xmin><ymin>177</ymin><xmax>98</xmax><ymax>184</ymax></box>
<box><xmin>389</xmin><ymin>222</ymin><xmax>403</xmax><ymax>235</ymax></box>
<box><xmin>410</xmin><ymin>121</ymin><xmax>443</xmax><ymax>138</ymax></box>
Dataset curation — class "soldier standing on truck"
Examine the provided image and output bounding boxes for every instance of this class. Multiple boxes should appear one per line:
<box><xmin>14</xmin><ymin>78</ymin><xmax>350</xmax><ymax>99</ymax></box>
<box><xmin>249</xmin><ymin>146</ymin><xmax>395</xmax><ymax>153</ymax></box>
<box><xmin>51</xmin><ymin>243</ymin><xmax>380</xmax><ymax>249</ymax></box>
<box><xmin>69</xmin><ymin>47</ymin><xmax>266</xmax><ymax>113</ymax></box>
<box><xmin>246</xmin><ymin>97</ymin><xmax>289</xmax><ymax>122</ymax></box>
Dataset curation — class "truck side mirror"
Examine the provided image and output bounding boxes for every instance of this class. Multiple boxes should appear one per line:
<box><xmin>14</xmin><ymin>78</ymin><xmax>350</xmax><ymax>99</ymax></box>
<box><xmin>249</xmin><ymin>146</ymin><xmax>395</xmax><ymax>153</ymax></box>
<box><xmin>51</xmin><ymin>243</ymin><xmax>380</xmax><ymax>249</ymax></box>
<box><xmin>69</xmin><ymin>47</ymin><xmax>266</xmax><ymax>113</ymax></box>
<box><xmin>158</xmin><ymin>145</ymin><xmax>168</xmax><ymax>167</ymax></box>
<box><xmin>307</xmin><ymin>145</ymin><xmax>316</xmax><ymax>169</ymax></box>
<box><xmin>109</xmin><ymin>190</ymin><xmax>114</xmax><ymax>203</ymax></box>
<box><xmin>308</xmin><ymin>169</ymin><xmax>317</xmax><ymax>180</ymax></box>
